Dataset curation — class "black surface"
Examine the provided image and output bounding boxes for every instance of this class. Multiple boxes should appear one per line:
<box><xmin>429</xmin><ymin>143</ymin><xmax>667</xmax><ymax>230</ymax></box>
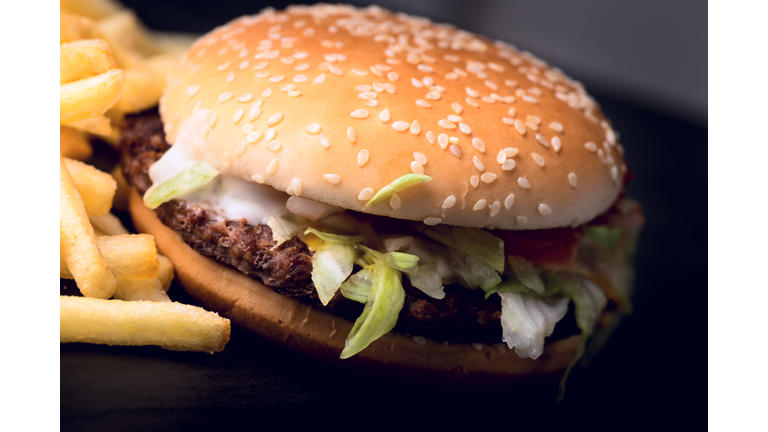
<box><xmin>61</xmin><ymin>4</ymin><xmax>708</xmax><ymax>430</ymax></box>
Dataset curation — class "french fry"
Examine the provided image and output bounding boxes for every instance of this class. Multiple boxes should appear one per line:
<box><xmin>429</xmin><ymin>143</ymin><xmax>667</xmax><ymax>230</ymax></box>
<box><xmin>89</xmin><ymin>211</ymin><xmax>130</xmax><ymax>236</ymax></box>
<box><xmin>110</xmin><ymin>165</ymin><xmax>130</xmax><ymax>210</ymax></box>
<box><xmin>63</xmin><ymin>157</ymin><xmax>116</xmax><ymax>217</ymax></box>
<box><xmin>94</xmin><ymin>10</ymin><xmax>155</xmax><ymax>68</ymax></box>
<box><xmin>61</xmin><ymin>68</ymin><xmax>124</xmax><ymax>124</ymax></box>
<box><xmin>157</xmin><ymin>255</ymin><xmax>174</xmax><ymax>291</ymax></box>
<box><xmin>113</xmin><ymin>278</ymin><xmax>171</xmax><ymax>302</ymax></box>
<box><xmin>60</xmin><ymin>13</ymin><xmax>93</xmax><ymax>43</ymax></box>
<box><xmin>60</xmin><ymin>296</ymin><xmax>231</xmax><ymax>353</ymax></box>
<box><xmin>67</xmin><ymin>115</ymin><xmax>113</xmax><ymax>136</ymax></box>
<box><xmin>60</xmin><ymin>126</ymin><xmax>93</xmax><ymax>160</ymax></box>
<box><xmin>60</xmin><ymin>234</ymin><xmax>159</xmax><ymax>280</ymax></box>
<box><xmin>60</xmin><ymin>0</ymin><xmax>124</xmax><ymax>20</ymax></box>
<box><xmin>111</xmin><ymin>68</ymin><xmax>164</xmax><ymax>114</ymax></box>
<box><xmin>60</xmin><ymin>158</ymin><xmax>116</xmax><ymax>298</ymax></box>
<box><xmin>60</xmin><ymin>39</ymin><xmax>117</xmax><ymax>84</ymax></box>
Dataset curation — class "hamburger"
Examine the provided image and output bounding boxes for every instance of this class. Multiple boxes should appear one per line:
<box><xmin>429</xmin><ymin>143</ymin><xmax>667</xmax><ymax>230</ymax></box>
<box><xmin>119</xmin><ymin>4</ymin><xmax>642</xmax><ymax>388</ymax></box>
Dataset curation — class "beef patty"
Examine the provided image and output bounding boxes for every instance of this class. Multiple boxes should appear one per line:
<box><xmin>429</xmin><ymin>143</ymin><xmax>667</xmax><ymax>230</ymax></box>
<box><xmin>118</xmin><ymin>110</ymin><xmax>580</xmax><ymax>344</ymax></box>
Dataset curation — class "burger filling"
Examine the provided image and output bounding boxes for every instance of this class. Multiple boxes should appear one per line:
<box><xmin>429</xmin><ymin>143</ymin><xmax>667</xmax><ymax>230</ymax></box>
<box><xmin>119</xmin><ymin>110</ymin><xmax>641</xmax><ymax>365</ymax></box>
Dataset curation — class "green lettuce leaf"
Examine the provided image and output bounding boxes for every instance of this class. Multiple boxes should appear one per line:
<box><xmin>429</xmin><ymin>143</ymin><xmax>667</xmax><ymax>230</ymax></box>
<box><xmin>498</xmin><ymin>290</ymin><xmax>570</xmax><ymax>359</ymax></box>
<box><xmin>143</xmin><ymin>162</ymin><xmax>219</xmax><ymax>209</ymax></box>
<box><xmin>310</xmin><ymin>243</ymin><xmax>357</xmax><ymax>306</ymax></box>
<box><xmin>266</xmin><ymin>209</ymin><xmax>306</xmax><ymax>248</ymax></box>
<box><xmin>340</xmin><ymin>268</ymin><xmax>373</xmax><ymax>303</ymax></box>
<box><xmin>407</xmin><ymin>263</ymin><xmax>445</xmax><ymax>299</ymax></box>
<box><xmin>340</xmin><ymin>261</ymin><xmax>405</xmax><ymax>359</ymax></box>
<box><xmin>365</xmin><ymin>174</ymin><xmax>431</xmax><ymax>206</ymax></box>
<box><xmin>304</xmin><ymin>227</ymin><xmax>366</xmax><ymax>245</ymax></box>
<box><xmin>420</xmin><ymin>225</ymin><xmax>505</xmax><ymax>273</ymax></box>
<box><xmin>507</xmin><ymin>255</ymin><xmax>545</xmax><ymax>295</ymax></box>
<box><xmin>448</xmin><ymin>249</ymin><xmax>502</xmax><ymax>292</ymax></box>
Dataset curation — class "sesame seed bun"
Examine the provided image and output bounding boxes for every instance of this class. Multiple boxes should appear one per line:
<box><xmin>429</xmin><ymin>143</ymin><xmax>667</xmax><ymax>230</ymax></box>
<box><xmin>129</xmin><ymin>188</ymin><xmax>580</xmax><ymax>384</ymax></box>
<box><xmin>159</xmin><ymin>4</ymin><xmax>626</xmax><ymax>230</ymax></box>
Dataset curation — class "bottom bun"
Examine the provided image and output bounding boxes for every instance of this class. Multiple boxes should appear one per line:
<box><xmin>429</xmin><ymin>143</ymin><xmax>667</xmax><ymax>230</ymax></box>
<box><xmin>129</xmin><ymin>188</ymin><xmax>580</xmax><ymax>386</ymax></box>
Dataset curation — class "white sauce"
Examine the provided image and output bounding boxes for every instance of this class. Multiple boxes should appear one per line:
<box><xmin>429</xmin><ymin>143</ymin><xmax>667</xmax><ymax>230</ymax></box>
<box><xmin>147</xmin><ymin>109</ymin><xmax>289</xmax><ymax>224</ymax></box>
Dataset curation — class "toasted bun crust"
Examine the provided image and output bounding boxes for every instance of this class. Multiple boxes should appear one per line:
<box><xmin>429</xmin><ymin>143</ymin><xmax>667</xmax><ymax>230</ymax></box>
<box><xmin>159</xmin><ymin>5</ymin><xmax>626</xmax><ymax>230</ymax></box>
<box><xmin>130</xmin><ymin>188</ymin><xmax>579</xmax><ymax>384</ymax></box>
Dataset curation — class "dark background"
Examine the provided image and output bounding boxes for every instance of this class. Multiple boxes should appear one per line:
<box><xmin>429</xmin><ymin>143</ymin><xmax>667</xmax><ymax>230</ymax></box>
<box><xmin>61</xmin><ymin>1</ymin><xmax>707</xmax><ymax>429</ymax></box>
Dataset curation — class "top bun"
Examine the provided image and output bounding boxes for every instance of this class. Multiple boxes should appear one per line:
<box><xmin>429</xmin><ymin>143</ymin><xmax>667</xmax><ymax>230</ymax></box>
<box><xmin>160</xmin><ymin>4</ymin><xmax>626</xmax><ymax>230</ymax></box>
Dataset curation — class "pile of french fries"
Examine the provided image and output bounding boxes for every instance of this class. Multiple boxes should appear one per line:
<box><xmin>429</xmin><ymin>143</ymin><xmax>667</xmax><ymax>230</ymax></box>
<box><xmin>60</xmin><ymin>0</ymin><xmax>229</xmax><ymax>353</ymax></box>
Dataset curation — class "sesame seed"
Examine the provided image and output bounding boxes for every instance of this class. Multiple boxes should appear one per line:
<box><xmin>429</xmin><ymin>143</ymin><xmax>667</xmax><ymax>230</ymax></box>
<box><xmin>313</xmin><ymin>73</ymin><xmax>326</xmax><ymax>84</ymax></box>
<box><xmin>267</xmin><ymin>158</ymin><xmax>279</xmax><ymax>175</ymax></box>
<box><xmin>267</xmin><ymin>112</ymin><xmax>283</xmax><ymax>126</ymax></box>
<box><xmin>413</xmin><ymin>152</ymin><xmax>427</xmax><ymax>165</ymax></box>
<box><xmin>465</xmin><ymin>87</ymin><xmax>479</xmax><ymax>98</ymax></box>
<box><xmin>551</xmin><ymin>136</ymin><xmax>562</xmax><ymax>152</ymax></box>
<box><xmin>459</xmin><ymin>123</ymin><xmax>472</xmax><ymax>135</ymax></box>
<box><xmin>517</xmin><ymin>177</ymin><xmax>531</xmax><ymax>188</ymax></box>
<box><xmin>567</xmin><ymin>172</ymin><xmax>578</xmax><ymax>188</ymax></box>
<box><xmin>473</xmin><ymin>200</ymin><xmax>487</xmax><ymax>211</ymax></box>
<box><xmin>392</xmin><ymin>121</ymin><xmax>410</xmax><ymax>132</ymax></box>
<box><xmin>516</xmin><ymin>216</ymin><xmax>528</xmax><ymax>226</ymax></box>
<box><xmin>356</xmin><ymin>85</ymin><xmax>372</xmax><ymax>92</ymax></box>
<box><xmin>450</xmin><ymin>145</ymin><xmax>462</xmax><ymax>158</ymax></box>
<box><xmin>306</xmin><ymin>124</ymin><xmax>321</xmax><ymax>134</ymax></box>
<box><xmin>426</xmin><ymin>91</ymin><xmax>441</xmax><ymax>100</ymax></box>
<box><xmin>449</xmin><ymin>137</ymin><xmax>460</xmax><ymax>144</ymax></box>
<box><xmin>233</xmin><ymin>109</ymin><xmax>244</xmax><ymax>124</ymax></box>
<box><xmin>514</xmin><ymin>120</ymin><xmax>526</xmax><ymax>135</ymax></box>
<box><xmin>523</xmin><ymin>95</ymin><xmax>538</xmax><ymax>104</ymax></box>
<box><xmin>358</xmin><ymin>91</ymin><xmax>377</xmax><ymax>100</ymax></box>
<box><xmin>502</xmin><ymin>117</ymin><xmax>514</xmax><ymax>125</ymax></box>
<box><xmin>358</xmin><ymin>188</ymin><xmax>374</xmax><ymax>201</ymax></box>
<box><xmin>441</xmin><ymin>196</ymin><xmax>457</xmax><ymax>209</ymax></box>
<box><xmin>438</xmin><ymin>134</ymin><xmax>449</xmax><ymax>149</ymax></box>
<box><xmin>452</xmin><ymin>103</ymin><xmax>463</xmax><ymax>114</ymax></box>
<box><xmin>481</xmin><ymin>96</ymin><xmax>495</xmax><ymax>104</ymax></box>
<box><xmin>384</xmin><ymin>83</ymin><xmax>396</xmax><ymax>94</ymax></box>
<box><xmin>269</xmin><ymin>75</ymin><xmax>285</xmax><ymax>83</ymax></box>
<box><xmin>504</xmin><ymin>79</ymin><xmax>518</xmax><ymax>87</ymax></box>
<box><xmin>423</xmin><ymin>217</ymin><xmax>441</xmax><ymax>226</ymax></box>
<box><xmin>473</xmin><ymin>156</ymin><xmax>484</xmax><ymax>171</ymax></box>
<box><xmin>251</xmin><ymin>174</ymin><xmax>264</xmax><ymax>184</ymax></box>
<box><xmin>248</xmin><ymin>107</ymin><xmax>261</xmax><ymax>121</ymax></box>
<box><xmin>532</xmin><ymin>153</ymin><xmax>545</xmax><ymax>167</ymax></box>
<box><xmin>389</xmin><ymin>193</ymin><xmax>401</xmax><ymax>209</ymax></box>
<box><xmin>280</xmin><ymin>56</ymin><xmax>294</xmax><ymax>64</ymax></box>
<box><xmin>365</xmin><ymin>100</ymin><xmax>379</xmax><ymax>107</ymax></box>
<box><xmin>504</xmin><ymin>194</ymin><xmax>515</xmax><ymax>209</ymax></box>
<box><xmin>217</xmin><ymin>61</ymin><xmax>231</xmax><ymax>71</ymax></box>
<box><xmin>293</xmin><ymin>51</ymin><xmax>308</xmax><ymax>59</ymax></box>
<box><xmin>219</xmin><ymin>92</ymin><xmax>233</xmax><ymax>102</ymax></box>
<box><xmin>466</xmin><ymin>97</ymin><xmax>479</xmax><ymax>107</ymax></box>
<box><xmin>253</xmin><ymin>61</ymin><xmax>269</xmax><ymax>70</ymax></box>
<box><xmin>538</xmin><ymin>203</ymin><xmax>552</xmax><ymax>215</ymax></box>
<box><xmin>370</xmin><ymin>66</ymin><xmax>383</xmax><ymax>78</ymax></box>
<box><xmin>470</xmin><ymin>175</ymin><xmax>479</xmax><ymax>188</ymax></box>
<box><xmin>357</xmin><ymin>150</ymin><xmax>369</xmax><ymax>166</ymax></box>
<box><xmin>426</xmin><ymin>131</ymin><xmax>435</xmax><ymax>144</ymax></box>
<box><xmin>387</xmin><ymin>72</ymin><xmax>399</xmax><ymax>82</ymax></box>
<box><xmin>445</xmin><ymin>73</ymin><xmax>459</xmax><ymax>80</ymax></box>
<box><xmin>329</xmin><ymin>65</ymin><xmax>343</xmax><ymax>76</ymax></box>
<box><xmin>410</xmin><ymin>120</ymin><xmax>421</xmax><ymax>135</ymax></box>
<box><xmin>606</xmin><ymin>129</ymin><xmax>617</xmax><ymax>145</ymax></box>
<box><xmin>234</xmin><ymin>141</ymin><xmax>246</xmax><ymax>156</ymax></box>
<box><xmin>549</xmin><ymin>122</ymin><xmax>563</xmax><ymax>133</ymax></box>
<box><xmin>526</xmin><ymin>115</ymin><xmax>541</xmax><ymax>125</ymax></box>
<box><xmin>350</xmin><ymin>109</ymin><xmax>369</xmax><ymax>119</ymax></box>
<box><xmin>439</xmin><ymin>119</ymin><xmax>456</xmax><ymax>129</ymax></box>
<box><xmin>209</xmin><ymin>111</ymin><xmax>217</xmax><ymax>128</ymax></box>
<box><xmin>246</xmin><ymin>131</ymin><xmax>262</xmax><ymax>143</ymax></box>
<box><xmin>324</xmin><ymin>174</ymin><xmax>340</xmax><ymax>184</ymax></box>
<box><xmin>490</xmin><ymin>201</ymin><xmax>501</xmax><ymax>217</ymax></box>
<box><xmin>347</xmin><ymin>127</ymin><xmax>356</xmax><ymax>143</ymax></box>
<box><xmin>281</xmin><ymin>84</ymin><xmax>297</xmax><ymax>92</ymax></box>
<box><xmin>372</xmin><ymin>82</ymin><xmax>385</xmax><ymax>92</ymax></box>
<box><xmin>237</xmin><ymin>93</ymin><xmax>253</xmax><ymax>103</ymax></box>
<box><xmin>584</xmin><ymin>141</ymin><xmax>598</xmax><ymax>152</ymax></box>
<box><xmin>319</xmin><ymin>136</ymin><xmax>330</xmax><ymax>149</ymax></box>
<box><xmin>410</xmin><ymin>161</ymin><xmax>424</xmax><ymax>175</ymax></box>
<box><xmin>375</xmin><ymin>64</ymin><xmax>392</xmax><ymax>72</ymax></box>
<box><xmin>484</xmin><ymin>80</ymin><xmax>498</xmax><ymax>90</ymax></box>
<box><xmin>416</xmin><ymin>99</ymin><xmax>432</xmax><ymax>108</ymax></box>
<box><xmin>262</xmin><ymin>88</ymin><xmax>272</xmax><ymax>97</ymax></box>
<box><xmin>444</xmin><ymin>54</ymin><xmax>460</xmax><ymax>62</ymax></box>
<box><xmin>225</xmin><ymin>71</ymin><xmax>236</xmax><ymax>82</ymax></box>
<box><xmin>265</xmin><ymin>128</ymin><xmax>276</xmax><ymax>142</ymax></box>
<box><xmin>481</xmin><ymin>173</ymin><xmax>497</xmax><ymax>183</ymax></box>
<box><xmin>253</xmin><ymin>99</ymin><xmax>263</xmax><ymax>108</ymax></box>
<box><xmin>292</xmin><ymin>74</ymin><xmax>308</xmax><ymax>83</ymax></box>
<box><xmin>378</xmin><ymin>109</ymin><xmax>391</xmax><ymax>123</ymax></box>
<box><xmin>352</xmin><ymin>69</ymin><xmax>369</xmax><ymax>76</ymax></box>
<box><xmin>417</xmin><ymin>64</ymin><xmax>433</xmax><ymax>73</ymax></box>
<box><xmin>611</xmin><ymin>165</ymin><xmax>619</xmax><ymax>183</ymax></box>
<box><xmin>411</xmin><ymin>78</ymin><xmax>424</xmax><ymax>89</ymax></box>
<box><xmin>241</xmin><ymin>124</ymin><xmax>254</xmax><ymax>135</ymax></box>
<box><xmin>267</xmin><ymin>140</ymin><xmax>281</xmax><ymax>152</ymax></box>
<box><xmin>295</xmin><ymin>63</ymin><xmax>309</xmax><ymax>71</ymax></box>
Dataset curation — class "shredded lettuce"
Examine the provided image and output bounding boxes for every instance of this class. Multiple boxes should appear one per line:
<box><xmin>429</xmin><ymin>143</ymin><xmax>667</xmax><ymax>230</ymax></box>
<box><xmin>304</xmin><ymin>228</ymin><xmax>366</xmax><ymax>306</ymax></box>
<box><xmin>143</xmin><ymin>162</ymin><xmax>219</xmax><ymax>209</ymax></box>
<box><xmin>507</xmin><ymin>255</ymin><xmax>545</xmax><ymax>295</ymax></box>
<box><xmin>340</xmin><ymin>261</ymin><xmax>405</xmax><ymax>358</ymax></box>
<box><xmin>407</xmin><ymin>263</ymin><xmax>445</xmax><ymax>299</ymax></box>
<box><xmin>420</xmin><ymin>225</ymin><xmax>505</xmax><ymax>273</ymax></box>
<box><xmin>382</xmin><ymin>251</ymin><xmax>419</xmax><ymax>275</ymax></box>
<box><xmin>365</xmin><ymin>174</ymin><xmax>432</xmax><ymax>207</ymax></box>
<box><xmin>267</xmin><ymin>209</ymin><xmax>306</xmax><ymax>248</ymax></box>
<box><xmin>341</xmin><ymin>268</ymin><xmax>373</xmax><ymax>303</ymax></box>
<box><xmin>304</xmin><ymin>227</ymin><xmax>366</xmax><ymax>245</ymax></box>
<box><xmin>498</xmin><ymin>291</ymin><xmax>570</xmax><ymax>359</ymax></box>
<box><xmin>585</xmin><ymin>226</ymin><xmax>622</xmax><ymax>252</ymax></box>
<box><xmin>448</xmin><ymin>249</ymin><xmax>502</xmax><ymax>292</ymax></box>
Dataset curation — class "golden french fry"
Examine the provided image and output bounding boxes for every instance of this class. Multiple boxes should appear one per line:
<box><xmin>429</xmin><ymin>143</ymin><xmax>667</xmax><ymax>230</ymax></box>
<box><xmin>90</xmin><ymin>212</ymin><xmax>130</xmax><ymax>236</ymax></box>
<box><xmin>60</xmin><ymin>158</ymin><xmax>116</xmax><ymax>298</ymax></box>
<box><xmin>110</xmin><ymin>165</ymin><xmax>130</xmax><ymax>210</ymax></box>
<box><xmin>60</xmin><ymin>234</ymin><xmax>159</xmax><ymax>280</ymax></box>
<box><xmin>94</xmin><ymin>10</ymin><xmax>155</xmax><ymax>68</ymax></box>
<box><xmin>60</xmin><ymin>126</ymin><xmax>93</xmax><ymax>160</ymax></box>
<box><xmin>113</xmin><ymin>278</ymin><xmax>171</xmax><ymax>302</ymax></box>
<box><xmin>63</xmin><ymin>157</ymin><xmax>116</xmax><ymax>217</ymax></box>
<box><xmin>111</xmin><ymin>68</ymin><xmax>164</xmax><ymax>114</ymax></box>
<box><xmin>60</xmin><ymin>0</ymin><xmax>123</xmax><ymax>20</ymax></box>
<box><xmin>61</xmin><ymin>68</ymin><xmax>124</xmax><ymax>124</ymax></box>
<box><xmin>157</xmin><ymin>255</ymin><xmax>174</xmax><ymax>291</ymax></box>
<box><xmin>60</xmin><ymin>13</ymin><xmax>93</xmax><ymax>43</ymax></box>
<box><xmin>68</xmin><ymin>115</ymin><xmax>113</xmax><ymax>136</ymax></box>
<box><xmin>60</xmin><ymin>296</ymin><xmax>231</xmax><ymax>353</ymax></box>
<box><xmin>60</xmin><ymin>39</ymin><xmax>117</xmax><ymax>84</ymax></box>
